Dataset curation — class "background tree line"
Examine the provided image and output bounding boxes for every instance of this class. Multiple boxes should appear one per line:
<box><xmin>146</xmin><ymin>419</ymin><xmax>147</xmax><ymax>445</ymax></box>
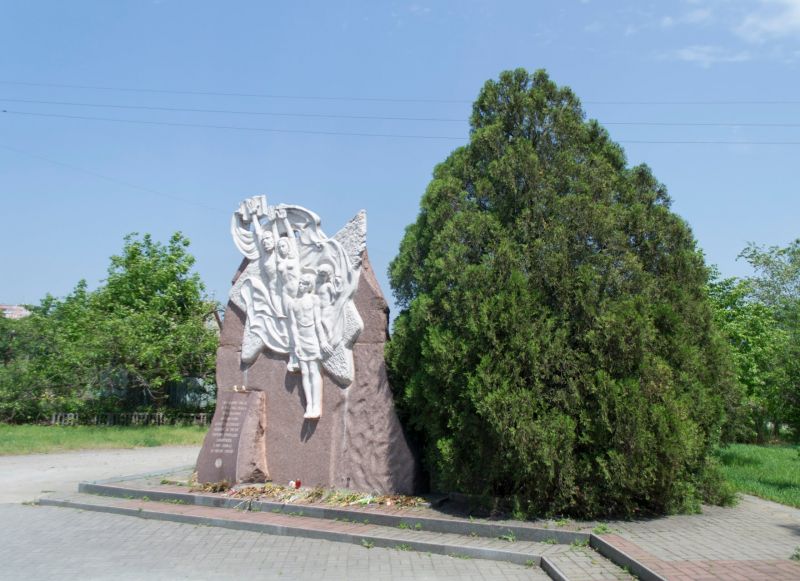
<box><xmin>0</xmin><ymin>232</ymin><xmax>218</xmax><ymax>423</ymax></box>
<box><xmin>709</xmin><ymin>239</ymin><xmax>800</xmax><ymax>443</ymax></box>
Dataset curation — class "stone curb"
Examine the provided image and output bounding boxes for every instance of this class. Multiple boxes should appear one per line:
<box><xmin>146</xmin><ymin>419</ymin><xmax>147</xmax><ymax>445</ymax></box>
<box><xmin>85</xmin><ymin>465</ymin><xmax>196</xmax><ymax>486</ymax></box>
<box><xmin>79</xmin><ymin>481</ymin><xmax>588</xmax><ymax>544</ymax></box>
<box><xmin>590</xmin><ymin>536</ymin><xmax>667</xmax><ymax>581</ymax></box>
<box><xmin>539</xmin><ymin>556</ymin><xmax>570</xmax><ymax>581</ymax></box>
<box><xmin>77</xmin><ymin>480</ymin><xmax>669</xmax><ymax>579</ymax></box>
<box><xmin>38</xmin><ymin>496</ymin><xmax>544</xmax><ymax>569</ymax></box>
<box><xmin>73</xmin><ymin>479</ymin><xmax>667</xmax><ymax>580</ymax></box>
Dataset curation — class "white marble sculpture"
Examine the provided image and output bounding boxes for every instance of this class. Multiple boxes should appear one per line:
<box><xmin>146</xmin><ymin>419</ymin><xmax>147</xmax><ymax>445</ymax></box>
<box><xmin>230</xmin><ymin>196</ymin><xmax>366</xmax><ymax>419</ymax></box>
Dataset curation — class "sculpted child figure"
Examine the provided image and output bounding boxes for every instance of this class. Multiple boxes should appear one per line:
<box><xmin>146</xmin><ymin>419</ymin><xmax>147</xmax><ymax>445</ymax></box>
<box><xmin>229</xmin><ymin>195</ymin><xmax>366</xmax><ymax>420</ymax></box>
<box><xmin>289</xmin><ymin>273</ymin><xmax>332</xmax><ymax>419</ymax></box>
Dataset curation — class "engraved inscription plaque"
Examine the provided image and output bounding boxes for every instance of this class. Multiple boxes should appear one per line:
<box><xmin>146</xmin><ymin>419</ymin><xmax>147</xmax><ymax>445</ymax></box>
<box><xmin>196</xmin><ymin>389</ymin><xmax>267</xmax><ymax>484</ymax></box>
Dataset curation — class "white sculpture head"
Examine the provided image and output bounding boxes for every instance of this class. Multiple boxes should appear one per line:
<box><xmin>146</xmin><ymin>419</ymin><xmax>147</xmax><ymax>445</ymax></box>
<box><xmin>317</xmin><ymin>264</ymin><xmax>333</xmax><ymax>284</ymax></box>
<box><xmin>260</xmin><ymin>231</ymin><xmax>275</xmax><ymax>252</ymax></box>
<box><xmin>276</xmin><ymin>237</ymin><xmax>293</xmax><ymax>258</ymax></box>
<box><xmin>298</xmin><ymin>273</ymin><xmax>315</xmax><ymax>296</ymax></box>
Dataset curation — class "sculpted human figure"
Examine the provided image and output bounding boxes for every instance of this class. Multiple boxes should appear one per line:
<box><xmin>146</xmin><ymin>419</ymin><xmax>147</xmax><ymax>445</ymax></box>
<box><xmin>233</xmin><ymin>198</ymin><xmax>290</xmax><ymax>364</ymax></box>
<box><xmin>229</xmin><ymin>195</ymin><xmax>366</xmax><ymax>419</ymax></box>
<box><xmin>275</xmin><ymin>208</ymin><xmax>301</xmax><ymax>300</ymax></box>
<box><xmin>315</xmin><ymin>264</ymin><xmax>339</xmax><ymax>337</ymax></box>
<box><xmin>251</xmin><ymin>211</ymin><xmax>282</xmax><ymax>314</ymax></box>
<box><xmin>289</xmin><ymin>274</ymin><xmax>332</xmax><ymax>419</ymax></box>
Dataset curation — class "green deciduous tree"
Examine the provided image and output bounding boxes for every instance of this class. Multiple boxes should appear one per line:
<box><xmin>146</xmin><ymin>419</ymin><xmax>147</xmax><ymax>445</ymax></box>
<box><xmin>0</xmin><ymin>232</ymin><xmax>218</xmax><ymax>422</ymax></box>
<box><xmin>738</xmin><ymin>240</ymin><xmax>800</xmax><ymax>438</ymax></box>
<box><xmin>707</xmin><ymin>274</ymin><xmax>789</xmax><ymax>442</ymax></box>
<box><xmin>388</xmin><ymin>69</ymin><xmax>737</xmax><ymax>517</ymax></box>
<box><xmin>93</xmin><ymin>232</ymin><xmax>218</xmax><ymax>405</ymax></box>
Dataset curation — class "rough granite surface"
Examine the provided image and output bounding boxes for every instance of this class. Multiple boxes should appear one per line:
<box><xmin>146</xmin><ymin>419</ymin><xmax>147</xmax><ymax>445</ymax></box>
<box><xmin>196</xmin><ymin>390</ymin><xmax>267</xmax><ymax>484</ymax></box>
<box><xmin>197</xmin><ymin>251</ymin><xmax>417</xmax><ymax>493</ymax></box>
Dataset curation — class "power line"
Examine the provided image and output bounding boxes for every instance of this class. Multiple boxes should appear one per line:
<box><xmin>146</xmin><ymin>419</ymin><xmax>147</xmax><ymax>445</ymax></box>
<box><xmin>604</xmin><ymin>121</ymin><xmax>800</xmax><ymax>128</ymax></box>
<box><xmin>5</xmin><ymin>109</ymin><xmax>800</xmax><ymax>145</ymax></box>
<box><xmin>0</xmin><ymin>110</ymin><xmax>468</xmax><ymax>140</ymax></box>
<box><xmin>620</xmin><ymin>140</ymin><xmax>800</xmax><ymax>145</ymax></box>
<box><xmin>2</xmin><ymin>80</ymin><xmax>800</xmax><ymax>106</ymax></box>
<box><xmin>0</xmin><ymin>143</ymin><xmax>225</xmax><ymax>213</ymax></box>
<box><xmin>3</xmin><ymin>97</ymin><xmax>800</xmax><ymax>128</ymax></box>
<box><xmin>0</xmin><ymin>97</ymin><xmax>466</xmax><ymax>123</ymax></box>
<box><xmin>0</xmin><ymin>80</ymin><xmax>471</xmax><ymax>104</ymax></box>
<box><xmin>587</xmin><ymin>100</ymin><xmax>800</xmax><ymax>105</ymax></box>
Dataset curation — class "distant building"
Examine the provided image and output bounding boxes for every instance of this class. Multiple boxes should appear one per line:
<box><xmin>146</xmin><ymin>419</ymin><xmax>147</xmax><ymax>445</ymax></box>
<box><xmin>0</xmin><ymin>304</ymin><xmax>31</xmax><ymax>319</ymax></box>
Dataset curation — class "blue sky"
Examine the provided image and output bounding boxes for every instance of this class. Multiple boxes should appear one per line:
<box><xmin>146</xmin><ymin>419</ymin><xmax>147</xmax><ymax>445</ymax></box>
<box><xmin>1</xmin><ymin>0</ymin><xmax>799</xmax><ymax>319</ymax></box>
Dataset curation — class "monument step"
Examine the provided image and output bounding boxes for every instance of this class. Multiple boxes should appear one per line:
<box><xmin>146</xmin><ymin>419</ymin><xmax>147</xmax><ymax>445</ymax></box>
<box><xmin>78</xmin><ymin>480</ymin><xmax>589</xmax><ymax>544</ymax></box>
<box><xmin>71</xmin><ymin>476</ymin><xmax>657</xmax><ymax>580</ymax></box>
<box><xmin>39</xmin><ymin>487</ymin><xmax>638</xmax><ymax>581</ymax></box>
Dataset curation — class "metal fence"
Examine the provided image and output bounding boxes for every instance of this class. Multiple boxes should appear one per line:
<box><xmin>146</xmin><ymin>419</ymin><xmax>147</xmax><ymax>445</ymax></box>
<box><xmin>50</xmin><ymin>412</ymin><xmax>211</xmax><ymax>426</ymax></box>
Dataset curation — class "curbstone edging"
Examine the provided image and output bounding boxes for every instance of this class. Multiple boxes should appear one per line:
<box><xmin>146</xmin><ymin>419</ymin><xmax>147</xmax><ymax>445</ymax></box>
<box><xmin>79</xmin><ymin>481</ymin><xmax>590</xmax><ymax>545</ymax></box>
<box><xmin>67</xmin><ymin>480</ymin><xmax>674</xmax><ymax>580</ymax></box>
<box><xmin>540</xmin><ymin>556</ymin><xmax>570</xmax><ymax>581</ymax></box>
<box><xmin>590</xmin><ymin>534</ymin><xmax>667</xmax><ymax>581</ymax></box>
<box><xmin>84</xmin><ymin>465</ymin><xmax>196</xmax><ymax>486</ymax></box>
<box><xmin>38</xmin><ymin>496</ymin><xmax>548</xmax><ymax>575</ymax></box>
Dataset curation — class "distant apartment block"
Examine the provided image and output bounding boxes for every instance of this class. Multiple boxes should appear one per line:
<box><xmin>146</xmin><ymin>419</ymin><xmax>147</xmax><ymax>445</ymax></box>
<box><xmin>0</xmin><ymin>304</ymin><xmax>31</xmax><ymax>319</ymax></box>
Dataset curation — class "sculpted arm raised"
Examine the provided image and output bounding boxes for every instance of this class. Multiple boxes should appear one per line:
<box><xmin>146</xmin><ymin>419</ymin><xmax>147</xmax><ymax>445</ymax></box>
<box><xmin>229</xmin><ymin>197</ymin><xmax>366</xmax><ymax>418</ymax></box>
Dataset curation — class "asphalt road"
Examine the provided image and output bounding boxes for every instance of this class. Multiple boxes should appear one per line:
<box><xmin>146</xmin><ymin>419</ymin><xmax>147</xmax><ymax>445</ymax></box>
<box><xmin>0</xmin><ymin>445</ymin><xmax>200</xmax><ymax>504</ymax></box>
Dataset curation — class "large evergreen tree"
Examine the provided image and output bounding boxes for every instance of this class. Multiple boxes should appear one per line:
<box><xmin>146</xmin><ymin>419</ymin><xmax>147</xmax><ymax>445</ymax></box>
<box><xmin>388</xmin><ymin>69</ymin><xmax>736</xmax><ymax>517</ymax></box>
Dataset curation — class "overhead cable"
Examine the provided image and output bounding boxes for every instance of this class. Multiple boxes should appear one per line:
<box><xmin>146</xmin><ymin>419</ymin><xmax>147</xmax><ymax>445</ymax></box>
<box><xmin>5</xmin><ymin>109</ymin><xmax>800</xmax><ymax>145</ymax></box>
<box><xmin>2</xmin><ymin>97</ymin><xmax>800</xmax><ymax>128</ymax></box>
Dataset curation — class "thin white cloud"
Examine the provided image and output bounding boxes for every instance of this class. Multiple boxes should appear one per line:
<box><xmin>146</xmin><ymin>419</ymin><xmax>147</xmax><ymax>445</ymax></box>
<box><xmin>665</xmin><ymin>44</ymin><xmax>752</xmax><ymax>67</ymax></box>
<box><xmin>661</xmin><ymin>15</ymin><xmax>676</xmax><ymax>28</ymax></box>
<box><xmin>736</xmin><ymin>0</ymin><xmax>800</xmax><ymax>42</ymax></box>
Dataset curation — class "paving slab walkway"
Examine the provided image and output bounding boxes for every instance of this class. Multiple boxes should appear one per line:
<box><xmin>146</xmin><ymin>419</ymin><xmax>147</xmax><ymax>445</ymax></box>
<box><xmin>47</xmin><ymin>467</ymin><xmax>800</xmax><ymax>581</ymax></box>
<box><xmin>0</xmin><ymin>503</ymin><xmax>547</xmax><ymax>581</ymax></box>
<box><xmin>606</xmin><ymin>496</ymin><xmax>800</xmax><ymax>580</ymax></box>
<box><xmin>4</xmin><ymin>449</ymin><xmax>799</xmax><ymax>580</ymax></box>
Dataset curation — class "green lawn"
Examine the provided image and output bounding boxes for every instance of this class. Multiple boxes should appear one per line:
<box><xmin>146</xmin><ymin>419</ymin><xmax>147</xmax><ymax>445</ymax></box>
<box><xmin>0</xmin><ymin>424</ymin><xmax>208</xmax><ymax>455</ymax></box>
<box><xmin>716</xmin><ymin>443</ymin><xmax>800</xmax><ymax>508</ymax></box>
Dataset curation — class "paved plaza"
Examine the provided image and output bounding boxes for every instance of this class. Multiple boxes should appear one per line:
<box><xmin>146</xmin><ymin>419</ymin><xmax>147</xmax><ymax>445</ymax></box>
<box><xmin>0</xmin><ymin>503</ymin><xmax>544</xmax><ymax>581</ymax></box>
<box><xmin>608</xmin><ymin>496</ymin><xmax>800</xmax><ymax>580</ymax></box>
<box><xmin>1</xmin><ymin>447</ymin><xmax>799</xmax><ymax>579</ymax></box>
<box><xmin>0</xmin><ymin>447</ymin><xmax>542</xmax><ymax>580</ymax></box>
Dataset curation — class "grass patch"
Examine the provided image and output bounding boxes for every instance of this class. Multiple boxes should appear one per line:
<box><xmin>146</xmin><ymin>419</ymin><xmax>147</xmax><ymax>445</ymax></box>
<box><xmin>0</xmin><ymin>424</ymin><xmax>208</xmax><ymax>455</ymax></box>
<box><xmin>592</xmin><ymin>523</ymin><xmax>611</xmax><ymax>535</ymax></box>
<box><xmin>715</xmin><ymin>444</ymin><xmax>800</xmax><ymax>508</ymax></box>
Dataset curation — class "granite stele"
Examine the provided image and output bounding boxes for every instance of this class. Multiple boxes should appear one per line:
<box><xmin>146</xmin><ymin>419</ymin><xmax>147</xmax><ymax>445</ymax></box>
<box><xmin>196</xmin><ymin>195</ymin><xmax>417</xmax><ymax>494</ymax></box>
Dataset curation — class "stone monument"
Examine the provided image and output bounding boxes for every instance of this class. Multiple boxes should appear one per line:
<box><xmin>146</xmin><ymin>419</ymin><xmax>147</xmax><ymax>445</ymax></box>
<box><xmin>196</xmin><ymin>195</ymin><xmax>417</xmax><ymax>494</ymax></box>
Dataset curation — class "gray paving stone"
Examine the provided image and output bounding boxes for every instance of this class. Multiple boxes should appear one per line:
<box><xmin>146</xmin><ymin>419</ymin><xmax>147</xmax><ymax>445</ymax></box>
<box><xmin>609</xmin><ymin>495</ymin><xmax>800</xmax><ymax>562</ymax></box>
<box><xmin>0</xmin><ymin>504</ymin><xmax>550</xmax><ymax>580</ymax></box>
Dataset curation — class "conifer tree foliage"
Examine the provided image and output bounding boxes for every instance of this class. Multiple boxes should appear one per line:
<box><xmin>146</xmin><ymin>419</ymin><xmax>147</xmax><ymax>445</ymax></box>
<box><xmin>388</xmin><ymin>69</ymin><xmax>736</xmax><ymax>517</ymax></box>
